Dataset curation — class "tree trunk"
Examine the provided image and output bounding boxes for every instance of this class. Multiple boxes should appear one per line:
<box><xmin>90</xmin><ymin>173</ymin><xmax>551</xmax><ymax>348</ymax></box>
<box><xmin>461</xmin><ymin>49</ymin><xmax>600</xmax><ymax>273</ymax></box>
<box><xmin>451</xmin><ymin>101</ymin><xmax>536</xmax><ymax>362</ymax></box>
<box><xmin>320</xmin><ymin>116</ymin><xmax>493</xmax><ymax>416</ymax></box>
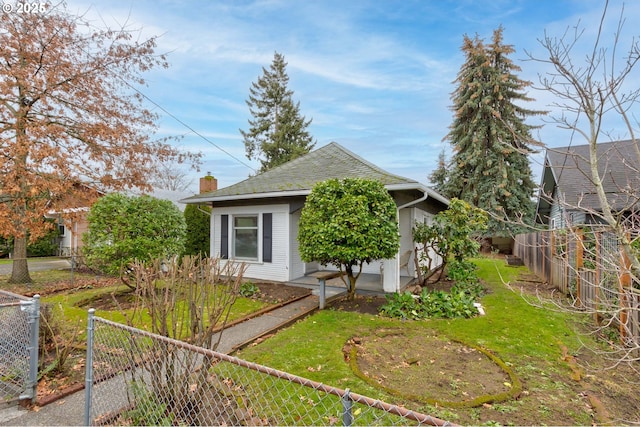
<box><xmin>346</xmin><ymin>273</ymin><xmax>357</xmax><ymax>301</ymax></box>
<box><xmin>9</xmin><ymin>234</ymin><xmax>32</xmax><ymax>284</ymax></box>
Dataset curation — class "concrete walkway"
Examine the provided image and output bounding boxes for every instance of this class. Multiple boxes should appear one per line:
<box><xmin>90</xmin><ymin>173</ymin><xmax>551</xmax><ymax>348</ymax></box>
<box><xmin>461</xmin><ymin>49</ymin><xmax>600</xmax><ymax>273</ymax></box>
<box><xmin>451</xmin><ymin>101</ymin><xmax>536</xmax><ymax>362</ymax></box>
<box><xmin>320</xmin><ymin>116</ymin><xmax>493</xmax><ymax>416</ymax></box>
<box><xmin>0</xmin><ymin>292</ymin><xmax>334</xmax><ymax>426</ymax></box>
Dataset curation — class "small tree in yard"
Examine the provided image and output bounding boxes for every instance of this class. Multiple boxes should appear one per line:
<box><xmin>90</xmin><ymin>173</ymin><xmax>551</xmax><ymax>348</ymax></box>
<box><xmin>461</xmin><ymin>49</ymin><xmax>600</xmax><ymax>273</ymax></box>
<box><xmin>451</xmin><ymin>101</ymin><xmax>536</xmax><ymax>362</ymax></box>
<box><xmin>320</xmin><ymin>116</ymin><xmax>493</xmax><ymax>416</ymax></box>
<box><xmin>298</xmin><ymin>178</ymin><xmax>399</xmax><ymax>301</ymax></box>
<box><xmin>413</xmin><ymin>198</ymin><xmax>488</xmax><ymax>285</ymax></box>
<box><xmin>83</xmin><ymin>193</ymin><xmax>186</xmax><ymax>282</ymax></box>
<box><xmin>526</xmin><ymin>0</ymin><xmax>640</xmax><ymax>362</ymax></box>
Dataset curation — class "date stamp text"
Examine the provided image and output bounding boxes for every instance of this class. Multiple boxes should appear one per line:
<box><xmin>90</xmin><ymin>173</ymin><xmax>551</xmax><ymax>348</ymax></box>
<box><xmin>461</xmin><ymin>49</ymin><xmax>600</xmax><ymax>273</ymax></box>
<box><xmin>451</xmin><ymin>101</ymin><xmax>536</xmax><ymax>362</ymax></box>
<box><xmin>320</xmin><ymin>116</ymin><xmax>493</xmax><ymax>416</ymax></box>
<box><xmin>2</xmin><ymin>2</ymin><xmax>48</xmax><ymax>14</ymax></box>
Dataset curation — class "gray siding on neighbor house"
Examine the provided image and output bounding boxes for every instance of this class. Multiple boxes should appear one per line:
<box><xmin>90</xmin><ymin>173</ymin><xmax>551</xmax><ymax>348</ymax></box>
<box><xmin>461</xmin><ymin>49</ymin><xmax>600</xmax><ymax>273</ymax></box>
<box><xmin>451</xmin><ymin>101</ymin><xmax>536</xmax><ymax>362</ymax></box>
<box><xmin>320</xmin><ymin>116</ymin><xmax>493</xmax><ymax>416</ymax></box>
<box><xmin>549</xmin><ymin>197</ymin><xmax>563</xmax><ymax>229</ymax></box>
<box><xmin>548</xmin><ymin>189</ymin><xmax>587</xmax><ymax>229</ymax></box>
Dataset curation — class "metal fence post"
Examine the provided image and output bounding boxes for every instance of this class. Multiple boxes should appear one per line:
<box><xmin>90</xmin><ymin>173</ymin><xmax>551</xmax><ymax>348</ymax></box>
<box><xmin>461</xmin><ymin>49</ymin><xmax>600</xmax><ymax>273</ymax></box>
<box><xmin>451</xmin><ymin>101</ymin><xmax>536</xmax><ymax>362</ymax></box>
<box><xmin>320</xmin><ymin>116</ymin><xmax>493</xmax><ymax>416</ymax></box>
<box><xmin>20</xmin><ymin>294</ymin><xmax>40</xmax><ymax>402</ymax></box>
<box><xmin>342</xmin><ymin>388</ymin><xmax>353</xmax><ymax>426</ymax></box>
<box><xmin>84</xmin><ymin>309</ymin><xmax>95</xmax><ymax>427</ymax></box>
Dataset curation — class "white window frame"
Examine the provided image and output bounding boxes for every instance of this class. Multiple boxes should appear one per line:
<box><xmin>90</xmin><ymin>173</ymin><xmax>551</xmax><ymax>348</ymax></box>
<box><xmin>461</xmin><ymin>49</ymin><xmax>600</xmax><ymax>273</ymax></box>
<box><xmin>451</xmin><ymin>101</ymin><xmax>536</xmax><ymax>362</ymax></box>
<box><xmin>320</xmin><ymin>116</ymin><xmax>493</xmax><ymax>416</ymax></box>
<box><xmin>232</xmin><ymin>214</ymin><xmax>260</xmax><ymax>261</ymax></box>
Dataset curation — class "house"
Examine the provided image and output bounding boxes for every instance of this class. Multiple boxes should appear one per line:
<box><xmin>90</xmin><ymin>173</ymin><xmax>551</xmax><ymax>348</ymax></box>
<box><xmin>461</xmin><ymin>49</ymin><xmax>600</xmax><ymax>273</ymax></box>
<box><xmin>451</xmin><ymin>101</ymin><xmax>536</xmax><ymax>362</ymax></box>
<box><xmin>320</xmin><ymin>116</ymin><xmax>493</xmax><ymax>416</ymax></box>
<box><xmin>181</xmin><ymin>142</ymin><xmax>449</xmax><ymax>293</ymax></box>
<box><xmin>536</xmin><ymin>139</ymin><xmax>640</xmax><ymax>229</ymax></box>
<box><xmin>43</xmin><ymin>183</ymin><xmax>103</xmax><ymax>257</ymax></box>
<box><xmin>46</xmin><ymin>184</ymin><xmax>190</xmax><ymax>257</ymax></box>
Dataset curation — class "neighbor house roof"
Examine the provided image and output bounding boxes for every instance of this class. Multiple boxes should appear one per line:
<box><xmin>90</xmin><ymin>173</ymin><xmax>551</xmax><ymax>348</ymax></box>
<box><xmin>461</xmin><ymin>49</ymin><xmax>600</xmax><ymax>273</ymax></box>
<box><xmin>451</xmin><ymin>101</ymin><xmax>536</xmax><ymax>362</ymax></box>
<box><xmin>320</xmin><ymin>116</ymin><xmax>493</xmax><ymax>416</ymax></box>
<box><xmin>181</xmin><ymin>142</ymin><xmax>448</xmax><ymax>204</ymax></box>
<box><xmin>537</xmin><ymin>139</ymin><xmax>640</xmax><ymax>218</ymax></box>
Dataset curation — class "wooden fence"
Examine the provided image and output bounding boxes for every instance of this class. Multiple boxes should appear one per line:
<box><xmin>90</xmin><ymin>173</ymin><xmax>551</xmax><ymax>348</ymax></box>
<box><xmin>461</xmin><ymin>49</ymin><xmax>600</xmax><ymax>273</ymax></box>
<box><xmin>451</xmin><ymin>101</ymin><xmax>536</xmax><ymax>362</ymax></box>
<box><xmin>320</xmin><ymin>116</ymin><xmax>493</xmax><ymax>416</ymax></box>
<box><xmin>514</xmin><ymin>228</ymin><xmax>639</xmax><ymax>348</ymax></box>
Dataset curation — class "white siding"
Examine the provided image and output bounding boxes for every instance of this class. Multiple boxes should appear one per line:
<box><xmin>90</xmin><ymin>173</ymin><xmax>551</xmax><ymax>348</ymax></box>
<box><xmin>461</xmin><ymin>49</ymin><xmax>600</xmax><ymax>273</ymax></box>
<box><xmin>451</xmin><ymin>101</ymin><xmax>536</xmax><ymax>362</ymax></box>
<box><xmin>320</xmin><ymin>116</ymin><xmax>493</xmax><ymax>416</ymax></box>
<box><xmin>289</xmin><ymin>209</ymin><xmax>305</xmax><ymax>279</ymax></box>
<box><xmin>59</xmin><ymin>228</ymin><xmax>72</xmax><ymax>256</ymax></box>
<box><xmin>413</xmin><ymin>208</ymin><xmax>442</xmax><ymax>275</ymax></box>
<box><xmin>399</xmin><ymin>208</ymin><xmax>415</xmax><ymax>277</ymax></box>
<box><xmin>210</xmin><ymin>204</ymin><xmax>291</xmax><ymax>282</ymax></box>
<box><xmin>359</xmin><ymin>259</ymin><xmax>384</xmax><ymax>275</ymax></box>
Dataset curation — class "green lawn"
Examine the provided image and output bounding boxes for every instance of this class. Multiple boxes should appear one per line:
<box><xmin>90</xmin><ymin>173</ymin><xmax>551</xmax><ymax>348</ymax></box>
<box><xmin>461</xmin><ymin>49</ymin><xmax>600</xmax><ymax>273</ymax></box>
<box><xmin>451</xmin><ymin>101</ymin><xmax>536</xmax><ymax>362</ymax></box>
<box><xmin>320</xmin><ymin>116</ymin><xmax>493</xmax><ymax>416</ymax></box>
<box><xmin>235</xmin><ymin>257</ymin><xmax>597</xmax><ymax>425</ymax></box>
<box><xmin>39</xmin><ymin>283</ymin><xmax>271</xmax><ymax>339</ymax></box>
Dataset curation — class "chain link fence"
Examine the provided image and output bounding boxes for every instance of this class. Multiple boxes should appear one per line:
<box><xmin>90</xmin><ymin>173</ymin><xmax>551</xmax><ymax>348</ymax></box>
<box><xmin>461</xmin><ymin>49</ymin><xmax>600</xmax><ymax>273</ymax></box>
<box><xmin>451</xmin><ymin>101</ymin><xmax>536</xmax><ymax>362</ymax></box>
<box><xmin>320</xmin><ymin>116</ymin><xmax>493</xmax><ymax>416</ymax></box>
<box><xmin>0</xmin><ymin>290</ymin><xmax>40</xmax><ymax>403</ymax></box>
<box><xmin>85</xmin><ymin>310</ymin><xmax>452</xmax><ymax>426</ymax></box>
<box><xmin>1</xmin><ymin>258</ymin><xmax>35</xmax><ymax>284</ymax></box>
<box><xmin>0</xmin><ymin>255</ymin><xmax>94</xmax><ymax>287</ymax></box>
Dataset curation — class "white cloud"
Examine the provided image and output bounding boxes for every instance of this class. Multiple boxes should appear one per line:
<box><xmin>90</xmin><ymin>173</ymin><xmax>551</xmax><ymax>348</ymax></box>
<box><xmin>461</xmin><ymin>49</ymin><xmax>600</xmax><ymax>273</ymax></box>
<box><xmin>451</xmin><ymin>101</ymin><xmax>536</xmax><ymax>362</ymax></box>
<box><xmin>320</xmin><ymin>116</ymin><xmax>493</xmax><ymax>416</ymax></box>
<box><xmin>62</xmin><ymin>0</ymin><xmax>640</xmax><ymax>189</ymax></box>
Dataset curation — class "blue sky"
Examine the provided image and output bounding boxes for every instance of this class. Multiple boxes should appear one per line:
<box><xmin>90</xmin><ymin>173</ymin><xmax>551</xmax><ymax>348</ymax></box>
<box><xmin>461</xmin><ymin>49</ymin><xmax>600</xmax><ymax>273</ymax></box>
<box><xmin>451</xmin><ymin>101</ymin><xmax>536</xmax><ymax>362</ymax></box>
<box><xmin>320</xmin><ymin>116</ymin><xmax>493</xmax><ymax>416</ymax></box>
<box><xmin>68</xmin><ymin>0</ymin><xmax>640</xmax><ymax>194</ymax></box>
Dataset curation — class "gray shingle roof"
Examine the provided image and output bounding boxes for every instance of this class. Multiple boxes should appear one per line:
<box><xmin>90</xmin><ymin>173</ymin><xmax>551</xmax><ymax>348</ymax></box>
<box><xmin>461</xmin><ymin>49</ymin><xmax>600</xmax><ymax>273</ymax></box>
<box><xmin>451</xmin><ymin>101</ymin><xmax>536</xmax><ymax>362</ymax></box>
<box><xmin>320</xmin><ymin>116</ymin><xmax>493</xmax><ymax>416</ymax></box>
<box><xmin>182</xmin><ymin>142</ymin><xmax>421</xmax><ymax>203</ymax></box>
<box><xmin>545</xmin><ymin>139</ymin><xmax>640</xmax><ymax>211</ymax></box>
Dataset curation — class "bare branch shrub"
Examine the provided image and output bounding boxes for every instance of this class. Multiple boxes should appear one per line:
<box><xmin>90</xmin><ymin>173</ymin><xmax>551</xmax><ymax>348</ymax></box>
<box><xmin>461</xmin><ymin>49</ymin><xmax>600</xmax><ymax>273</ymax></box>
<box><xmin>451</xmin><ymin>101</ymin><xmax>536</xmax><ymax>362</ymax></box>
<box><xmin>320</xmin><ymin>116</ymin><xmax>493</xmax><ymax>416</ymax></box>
<box><xmin>119</xmin><ymin>255</ymin><xmax>247</xmax><ymax>424</ymax></box>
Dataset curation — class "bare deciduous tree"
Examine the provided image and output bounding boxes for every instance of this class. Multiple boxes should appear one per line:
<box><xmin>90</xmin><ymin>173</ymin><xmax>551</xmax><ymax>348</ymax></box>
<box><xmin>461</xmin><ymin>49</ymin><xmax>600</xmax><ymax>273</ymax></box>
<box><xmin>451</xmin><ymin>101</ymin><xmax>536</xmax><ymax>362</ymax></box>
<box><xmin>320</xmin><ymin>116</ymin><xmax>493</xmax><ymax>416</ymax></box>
<box><xmin>525</xmin><ymin>0</ymin><xmax>640</xmax><ymax>364</ymax></box>
<box><xmin>150</xmin><ymin>160</ymin><xmax>195</xmax><ymax>192</ymax></box>
<box><xmin>529</xmin><ymin>1</ymin><xmax>640</xmax><ymax>272</ymax></box>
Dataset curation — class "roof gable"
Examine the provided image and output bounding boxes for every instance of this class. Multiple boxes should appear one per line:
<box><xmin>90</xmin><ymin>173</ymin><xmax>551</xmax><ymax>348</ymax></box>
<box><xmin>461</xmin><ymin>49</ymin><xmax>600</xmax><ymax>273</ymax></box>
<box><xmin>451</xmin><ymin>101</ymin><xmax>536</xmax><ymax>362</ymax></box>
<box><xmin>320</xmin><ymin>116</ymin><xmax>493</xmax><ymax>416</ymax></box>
<box><xmin>183</xmin><ymin>142</ymin><xmax>421</xmax><ymax>203</ymax></box>
<box><xmin>540</xmin><ymin>139</ymin><xmax>640</xmax><ymax>212</ymax></box>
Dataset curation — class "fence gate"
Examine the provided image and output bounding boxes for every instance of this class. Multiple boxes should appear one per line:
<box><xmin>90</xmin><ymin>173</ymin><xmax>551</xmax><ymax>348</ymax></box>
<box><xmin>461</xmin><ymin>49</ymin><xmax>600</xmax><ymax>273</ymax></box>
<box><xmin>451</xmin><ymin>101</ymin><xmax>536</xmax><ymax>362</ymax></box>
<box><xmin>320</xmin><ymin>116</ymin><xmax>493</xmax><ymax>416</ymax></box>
<box><xmin>0</xmin><ymin>291</ymin><xmax>40</xmax><ymax>403</ymax></box>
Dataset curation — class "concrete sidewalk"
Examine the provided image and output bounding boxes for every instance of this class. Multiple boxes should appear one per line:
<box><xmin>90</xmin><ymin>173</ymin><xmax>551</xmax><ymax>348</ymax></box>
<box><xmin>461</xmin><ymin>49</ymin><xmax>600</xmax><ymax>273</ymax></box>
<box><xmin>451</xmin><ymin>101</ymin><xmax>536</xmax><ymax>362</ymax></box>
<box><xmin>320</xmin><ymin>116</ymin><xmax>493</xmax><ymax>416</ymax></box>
<box><xmin>0</xmin><ymin>258</ymin><xmax>71</xmax><ymax>275</ymax></box>
<box><xmin>0</xmin><ymin>293</ymin><xmax>332</xmax><ymax>426</ymax></box>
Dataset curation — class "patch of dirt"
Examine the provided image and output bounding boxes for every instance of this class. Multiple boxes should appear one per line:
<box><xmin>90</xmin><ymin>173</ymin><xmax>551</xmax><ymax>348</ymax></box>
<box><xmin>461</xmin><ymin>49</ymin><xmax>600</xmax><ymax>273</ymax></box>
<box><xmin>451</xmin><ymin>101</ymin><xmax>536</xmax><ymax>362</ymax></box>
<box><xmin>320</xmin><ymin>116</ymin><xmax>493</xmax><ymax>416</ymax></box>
<box><xmin>510</xmin><ymin>272</ymin><xmax>562</xmax><ymax>299</ymax></box>
<box><xmin>423</xmin><ymin>278</ymin><xmax>458</xmax><ymax>293</ymax></box>
<box><xmin>570</xmin><ymin>342</ymin><xmax>640</xmax><ymax>425</ymax></box>
<box><xmin>250</xmin><ymin>282</ymin><xmax>311</xmax><ymax>304</ymax></box>
<box><xmin>327</xmin><ymin>294</ymin><xmax>387</xmax><ymax>315</ymax></box>
<box><xmin>71</xmin><ymin>280</ymin><xmax>313</xmax><ymax>312</ymax></box>
<box><xmin>20</xmin><ymin>275</ymin><xmax>121</xmax><ymax>298</ymax></box>
<box><xmin>344</xmin><ymin>329</ymin><xmax>515</xmax><ymax>406</ymax></box>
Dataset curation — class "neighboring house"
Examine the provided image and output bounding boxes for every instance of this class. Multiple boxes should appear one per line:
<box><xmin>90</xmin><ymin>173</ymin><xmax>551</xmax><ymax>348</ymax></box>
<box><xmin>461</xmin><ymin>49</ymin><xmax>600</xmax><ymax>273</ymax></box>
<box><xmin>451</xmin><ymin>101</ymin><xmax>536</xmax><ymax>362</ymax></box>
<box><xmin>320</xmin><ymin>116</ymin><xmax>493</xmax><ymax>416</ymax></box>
<box><xmin>181</xmin><ymin>142</ymin><xmax>449</xmax><ymax>293</ymax></box>
<box><xmin>45</xmin><ymin>184</ymin><xmax>103</xmax><ymax>257</ymax></box>
<box><xmin>46</xmin><ymin>185</ymin><xmax>190</xmax><ymax>257</ymax></box>
<box><xmin>536</xmin><ymin>139</ymin><xmax>640</xmax><ymax>229</ymax></box>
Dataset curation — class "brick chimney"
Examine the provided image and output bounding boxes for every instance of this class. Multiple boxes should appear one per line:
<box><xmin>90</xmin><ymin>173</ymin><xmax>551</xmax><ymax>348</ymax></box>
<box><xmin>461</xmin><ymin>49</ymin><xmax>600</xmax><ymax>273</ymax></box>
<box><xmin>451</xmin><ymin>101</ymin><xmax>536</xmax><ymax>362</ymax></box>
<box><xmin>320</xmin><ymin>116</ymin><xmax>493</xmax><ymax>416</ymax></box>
<box><xmin>199</xmin><ymin>173</ymin><xmax>218</xmax><ymax>194</ymax></box>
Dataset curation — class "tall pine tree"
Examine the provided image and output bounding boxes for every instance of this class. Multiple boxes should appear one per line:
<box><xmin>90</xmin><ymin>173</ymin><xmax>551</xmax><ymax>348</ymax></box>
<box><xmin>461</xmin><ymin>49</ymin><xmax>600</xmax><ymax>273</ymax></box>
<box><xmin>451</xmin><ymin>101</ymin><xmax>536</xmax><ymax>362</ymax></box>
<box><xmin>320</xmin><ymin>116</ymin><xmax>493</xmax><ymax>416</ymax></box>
<box><xmin>444</xmin><ymin>27</ymin><xmax>544</xmax><ymax>235</ymax></box>
<box><xmin>428</xmin><ymin>149</ymin><xmax>449</xmax><ymax>195</ymax></box>
<box><xmin>241</xmin><ymin>52</ymin><xmax>315</xmax><ymax>173</ymax></box>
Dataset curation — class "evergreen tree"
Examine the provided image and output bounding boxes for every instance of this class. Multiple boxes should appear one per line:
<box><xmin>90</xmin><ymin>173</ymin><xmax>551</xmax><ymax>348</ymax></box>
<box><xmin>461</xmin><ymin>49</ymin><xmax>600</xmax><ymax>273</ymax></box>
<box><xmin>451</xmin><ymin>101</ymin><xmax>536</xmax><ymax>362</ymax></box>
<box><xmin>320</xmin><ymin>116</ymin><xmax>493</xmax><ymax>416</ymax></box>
<box><xmin>428</xmin><ymin>149</ymin><xmax>449</xmax><ymax>196</ymax></box>
<box><xmin>183</xmin><ymin>204</ymin><xmax>210</xmax><ymax>256</ymax></box>
<box><xmin>241</xmin><ymin>52</ymin><xmax>315</xmax><ymax>173</ymax></box>
<box><xmin>444</xmin><ymin>27</ymin><xmax>544</xmax><ymax>235</ymax></box>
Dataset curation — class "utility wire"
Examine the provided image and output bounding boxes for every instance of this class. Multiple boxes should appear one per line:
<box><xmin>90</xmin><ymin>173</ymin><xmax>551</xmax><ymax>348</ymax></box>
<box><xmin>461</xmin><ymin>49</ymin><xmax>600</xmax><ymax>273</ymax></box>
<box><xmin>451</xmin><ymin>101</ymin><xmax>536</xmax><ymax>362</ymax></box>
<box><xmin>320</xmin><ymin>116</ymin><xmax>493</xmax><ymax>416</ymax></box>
<box><xmin>121</xmin><ymin>78</ymin><xmax>257</xmax><ymax>174</ymax></box>
<box><xmin>84</xmin><ymin>7</ymin><xmax>257</xmax><ymax>175</ymax></box>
